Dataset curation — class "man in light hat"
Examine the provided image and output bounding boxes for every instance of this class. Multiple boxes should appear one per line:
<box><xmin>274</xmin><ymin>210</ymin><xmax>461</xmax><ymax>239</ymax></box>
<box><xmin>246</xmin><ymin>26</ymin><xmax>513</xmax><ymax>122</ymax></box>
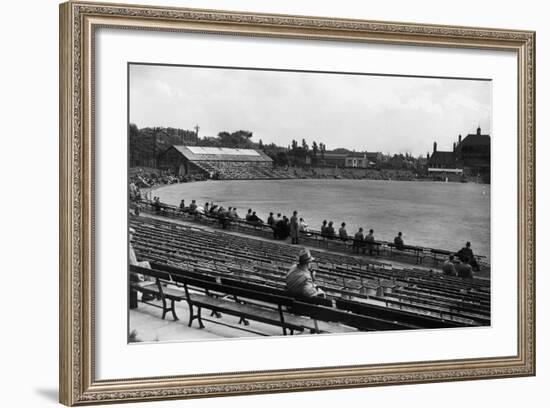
<box><xmin>286</xmin><ymin>248</ymin><xmax>325</xmax><ymax>299</ymax></box>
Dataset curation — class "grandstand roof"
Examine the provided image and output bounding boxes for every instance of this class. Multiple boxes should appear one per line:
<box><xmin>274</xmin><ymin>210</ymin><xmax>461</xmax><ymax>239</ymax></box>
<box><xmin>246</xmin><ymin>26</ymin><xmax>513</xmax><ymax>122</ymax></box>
<box><xmin>169</xmin><ymin>145</ymin><xmax>272</xmax><ymax>162</ymax></box>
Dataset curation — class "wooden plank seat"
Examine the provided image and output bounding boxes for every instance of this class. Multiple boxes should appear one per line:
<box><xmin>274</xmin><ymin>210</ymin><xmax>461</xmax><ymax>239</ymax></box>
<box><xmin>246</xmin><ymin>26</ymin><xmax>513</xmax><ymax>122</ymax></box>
<box><xmin>378</xmin><ymin>294</ymin><xmax>490</xmax><ymax>325</ymax></box>
<box><xmin>291</xmin><ymin>301</ymin><xmax>418</xmax><ymax>332</ymax></box>
<box><xmin>170</xmin><ymin>273</ymin><xmax>313</xmax><ymax>335</ymax></box>
<box><xmin>335</xmin><ymin>298</ymin><xmax>467</xmax><ymax>328</ymax></box>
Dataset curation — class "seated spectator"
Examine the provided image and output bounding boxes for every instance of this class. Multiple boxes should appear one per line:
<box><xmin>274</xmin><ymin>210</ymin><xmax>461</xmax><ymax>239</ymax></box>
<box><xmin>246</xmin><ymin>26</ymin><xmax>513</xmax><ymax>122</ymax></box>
<box><xmin>456</xmin><ymin>261</ymin><xmax>473</xmax><ymax>279</ymax></box>
<box><xmin>217</xmin><ymin>206</ymin><xmax>229</xmax><ymax>229</ymax></box>
<box><xmin>245</xmin><ymin>209</ymin><xmax>253</xmax><ymax>221</ymax></box>
<box><xmin>394</xmin><ymin>232</ymin><xmax>404</xmax><ymax>250</ymax></box>
<box><xmin>179</xmin><ymin>199</ymin><xmax>186</xmax><ymax>212</ymax></box>
<box><xmin>320</xmin><ymin>220</ymin><xmax>328</xmax><ymax>237</ymax></box>
<box><xmin>353</xmin><ymin>227</ymin><xmax>364</xmax><ymax>253</ymax></box>
<box><xmin>249</xmin><ymin>211</ymin><xmax>262</xmax><ymax>224</ymax></box>
<box><xmin>442</xmin><ymin>254</ymin><xmax>457</xmax><ymax>276</ymax></box>
<box><xmin>325</xmin><ymin>221</ymin><xmax>335</xmax><ymax>238</ymax></box>
<box><xmin>456</xmin><ymin>241</ymin><xmax>480</xmax><ymax>271</ymax></box>
<box><xmin>204</xmin><ymin>202</ymin><xmax>210</xmax><ymax>213</ymax></box>
<box><xmin>188</xmin><ymin>199</ymin><xmax>198</xmax><ymax>214</ymax></box>
<box><xmin>274</xmin><ymin>216</ymin><xmax>290</xmax><ymax>240</ymax></box>
<box><xmin>286</xmin><ymin>248</ymin><xmax>325</xmax><ymax>299</ymax></box>
<box><xmin>273</xmin><ymin>213</ymin><xmax>282</xmax><ymax>238</ymax></box>
<box><xmin>299</xmin><ymin>218</ymin><xmax>309</xmax><ymax>233</ymax></box>
<box><xmin>365</xmin><ymin>229</ymin><xmax>376</xmax><ymax>255</ymax></box>
<box><xmin>339</xmin><ymin>222</ymin><xmax>348</xmax><ymax>241</ymax></box>
<box><xmin>153</xmin><ymin>196</ymin><xmax>161</xmax><ymax>214</ymax></box>
<box><xmin>283</xmin><ymin>216</ymin><xmax>290</xmax><ymax>237</ymax></box>
<box><xmin>267</xmin><ymin>212</ymin><xmax>275</xmax><ymax>226</ymax></box>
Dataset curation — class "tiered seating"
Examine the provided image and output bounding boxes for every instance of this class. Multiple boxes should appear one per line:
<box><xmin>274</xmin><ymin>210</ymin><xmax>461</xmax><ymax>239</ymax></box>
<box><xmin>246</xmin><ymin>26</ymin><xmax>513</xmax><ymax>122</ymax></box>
<box><xmin>130</xmin><ymin>215</ymin><xmax>491</xmax><ymax>331</ymax></box>
<box><xmin>194</xmin><ymin>161</ymin><xmax>295</xmax><ymax>180</ymax></box>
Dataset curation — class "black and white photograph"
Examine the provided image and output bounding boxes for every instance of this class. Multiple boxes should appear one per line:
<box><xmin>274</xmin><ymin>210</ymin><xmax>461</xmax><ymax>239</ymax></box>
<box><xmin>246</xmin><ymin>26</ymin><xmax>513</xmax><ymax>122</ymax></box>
<box><xmin>127</xmin><ymin>63</ymin><xmax>492</xmax><ymax>342</ymax></box>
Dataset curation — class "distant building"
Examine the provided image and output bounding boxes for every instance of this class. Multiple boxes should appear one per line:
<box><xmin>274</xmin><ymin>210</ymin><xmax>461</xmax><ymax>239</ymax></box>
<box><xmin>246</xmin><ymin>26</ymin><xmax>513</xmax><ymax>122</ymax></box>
<box><xmin>456</xmin><ymin>127</ymin><xmax>491</xmax><ymax>179</ymax></box>
<box><xmin>322</xmin><ymin>151</ymin><xmax>381</xmax><ymax>168</ymax></box>
<box><xmin>344</xmin><ymin>152</ymin><xmax>381</xmax><ymax>168</ymax></box>
<box><xmin>322</xmin><ymin>152</ymin><xmax>347</xmax><ymax>167</ymax></box>
<box><xmin>158</xmin><ymin>145</ymin><xmax>272</xmax><ymax>177</ymax></box>
<box><xmin>427</xmin><ymin>127</ymin><xmax>490</xmax><ymax>182</ymax></box>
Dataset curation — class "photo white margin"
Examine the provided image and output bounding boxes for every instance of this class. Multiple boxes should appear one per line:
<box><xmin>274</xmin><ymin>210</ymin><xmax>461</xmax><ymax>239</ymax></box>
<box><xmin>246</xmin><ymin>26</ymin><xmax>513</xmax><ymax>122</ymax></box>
<box><xmin>94</xmin><ymin>28</ymin><xmax>517</xmax><ymax>380</ymax></box>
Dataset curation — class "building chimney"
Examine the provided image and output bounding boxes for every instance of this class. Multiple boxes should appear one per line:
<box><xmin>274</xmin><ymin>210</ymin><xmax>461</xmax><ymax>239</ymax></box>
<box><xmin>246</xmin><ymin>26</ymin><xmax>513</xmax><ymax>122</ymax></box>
<box><xmin>477</xmin><ymin>126</ymin><xmax>481</xmax><ymax>135</ymax></box>
<box><xmin>453</xmin><ymin>142</ymin><xmax>456</xmax><ymax>152</ymax></box>
<box><xmin>433</xmin><ymin>142</ymin><xmax>437</xmax><ymax>153</ymax></box>
<box><xmin>458</xmin><ymin>134</ymin><xmax>462</xmax><ymax>144</ymax></box>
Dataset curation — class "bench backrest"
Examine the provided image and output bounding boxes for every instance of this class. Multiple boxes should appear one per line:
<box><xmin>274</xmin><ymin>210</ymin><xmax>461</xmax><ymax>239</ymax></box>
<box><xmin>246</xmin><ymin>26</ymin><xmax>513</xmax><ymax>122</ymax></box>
<box><xmin>292</xmin><ymin>301</ymin><xmax>414</xmax><ymax>331</ymax></box>
<box><xmin>171</xmin><ymin>273</ymin><xmax>295</xmax><ymax>308</ymax></box>
<box><xmin>150</xmin><ymin>262</ymin><xmax>217</xmax><ymax>283</ymax></box>
<box><xmin>221</xmin><ymin>277</ymin><xmax>334</xmax><ymax>307</ymax></box>
<box><xmin>130</xmin><ymin>264</ymin><xmax>171</xmax><ymax>281</ymax></box>
<box><xmin>335</xmin><ymin>298</ymin><xmax>464</xmax><ymax>328</ymax></box>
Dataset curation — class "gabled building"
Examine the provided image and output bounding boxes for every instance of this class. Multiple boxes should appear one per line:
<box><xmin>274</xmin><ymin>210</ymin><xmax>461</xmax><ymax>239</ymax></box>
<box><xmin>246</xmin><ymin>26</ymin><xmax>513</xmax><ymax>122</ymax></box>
<box><xmin>345</xmin><ymin>152</ymin><xmax>381</xmax><ymax>168</ymax></box>
<box><xmin>455</xmin><ymin>127</ymin><xmax>491</xmax><ymax>179</ymax></box>
<box><xmin>427</xmin><ymin>127</ymin><xmax>491</xmax><ymax>182</ymax></box>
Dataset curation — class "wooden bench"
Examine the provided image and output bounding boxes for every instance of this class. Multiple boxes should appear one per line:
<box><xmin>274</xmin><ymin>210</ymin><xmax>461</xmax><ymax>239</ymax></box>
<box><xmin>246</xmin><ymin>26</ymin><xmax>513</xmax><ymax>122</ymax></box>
<box><xmin>130</xmin><ymin>265</ymin><xmax>189</xmax><ymax>320</ymax></box>
<box><xmin>335</xmin><ymin>298</ymin><xmax>466</xmax><ymax>328</ymax></box>
<box><xmin>140</xmin><ymin>263</ymin><xmax>358</xmax><ymax>334</ymax></box>
<box><xmin>290</xmin><ymin>300</ymin><xmax>418</xmax><ymax>332</ymax></box>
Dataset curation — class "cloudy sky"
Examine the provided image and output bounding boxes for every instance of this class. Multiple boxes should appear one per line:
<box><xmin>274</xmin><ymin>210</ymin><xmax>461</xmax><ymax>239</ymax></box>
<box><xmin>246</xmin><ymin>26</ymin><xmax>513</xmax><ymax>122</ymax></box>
<box><xmin>129</xmin><ymin>64</ymin><xmax>491</xmax><ymax>156</ymax></box>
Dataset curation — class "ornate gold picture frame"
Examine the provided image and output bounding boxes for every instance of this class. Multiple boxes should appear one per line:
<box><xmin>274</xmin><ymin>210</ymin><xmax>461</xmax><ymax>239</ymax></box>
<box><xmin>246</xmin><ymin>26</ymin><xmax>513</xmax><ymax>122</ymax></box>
<box><xmin>59</xmin><ymin>1</ymin><xmax>535</xmax><ymax>405</ymax></box>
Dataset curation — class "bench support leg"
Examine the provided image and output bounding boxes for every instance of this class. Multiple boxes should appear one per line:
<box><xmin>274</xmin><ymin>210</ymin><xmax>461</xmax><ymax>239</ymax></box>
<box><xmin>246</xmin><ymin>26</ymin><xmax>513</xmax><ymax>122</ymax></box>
<box><xmin>196</xmin><ymin>307</ymin><xmax>205</xmax><ymax>329</ymax></box>
<box><xmin>238</xmin><ymin>316</ymin><xmax>250</xmax><ymax>326</ymax></box>
<box><xmin>161</xmin><ymin>298</ymin><xmax>168</xmax><ymax>320</ymax></box>
<box><xmin>187</xmin><ymin>303</ymin><xmax>205</xmax><ymax>329</ymax></box>
<box><xmin>171</xmin><ymin>299</ymin><xmax>178</xmax><ymax>321</ymax></box>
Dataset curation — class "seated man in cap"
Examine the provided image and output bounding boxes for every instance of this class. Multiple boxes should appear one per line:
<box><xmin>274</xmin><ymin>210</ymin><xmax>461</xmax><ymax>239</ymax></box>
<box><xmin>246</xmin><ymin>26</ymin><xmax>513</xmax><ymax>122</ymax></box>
<box><xmin>286</xmin><ymin>248</ymin><xmax>325</xmax><ymax>299</ymax></box>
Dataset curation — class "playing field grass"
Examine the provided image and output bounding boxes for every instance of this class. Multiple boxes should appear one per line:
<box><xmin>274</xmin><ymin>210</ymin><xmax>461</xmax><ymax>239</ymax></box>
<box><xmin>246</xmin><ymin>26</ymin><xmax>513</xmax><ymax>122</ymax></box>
<box><xmin>155</xmin><ymin>179</ymin><xmax>491</xmax><ymax>259</ymax></box>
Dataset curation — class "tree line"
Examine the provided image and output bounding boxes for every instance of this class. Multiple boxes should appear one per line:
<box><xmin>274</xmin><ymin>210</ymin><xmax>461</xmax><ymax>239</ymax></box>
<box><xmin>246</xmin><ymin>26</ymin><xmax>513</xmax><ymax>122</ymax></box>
<box><xmin>129</xmin><ymin>123</ymin><xmax>425</xmax><ymax>170</ymax></box>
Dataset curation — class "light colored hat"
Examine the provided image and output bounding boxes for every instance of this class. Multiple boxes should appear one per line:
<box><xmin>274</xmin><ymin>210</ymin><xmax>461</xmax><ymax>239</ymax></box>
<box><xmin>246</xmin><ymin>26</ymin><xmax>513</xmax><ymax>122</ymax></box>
<box><xmin>129</xmin><ymin>227</ymin><xmax>136</xmax><ymax>234</ymax></box>
<box><xmin>298</xmin><ymin>248</ymin><xmax>314</xmax><ymax>264</ymax></box>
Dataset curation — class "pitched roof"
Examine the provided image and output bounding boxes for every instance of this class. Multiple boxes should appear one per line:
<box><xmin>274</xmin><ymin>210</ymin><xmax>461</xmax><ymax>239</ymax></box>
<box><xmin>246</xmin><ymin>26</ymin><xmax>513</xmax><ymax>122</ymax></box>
<box><xmin>460</xmin><ymin>134</ymin><xmax>490</xmax><ymax>147</ymax></box>
<box><xmin>346</xmin><ymin>152</ymin><xmax>367</xmax><ymax>158</ymax></box>
<box><xmin>168</xmin><ymin>145</ymin><xmax>272</xmax><ymax>162</ymax></box>
<box><xmin>429</xmin><ymin>151</ymin><xmax>456</xmax><ymax>166</ymax></box>
<box><xmin>323</xmin><ymin>152</ymin><xmax>348</xmax><ymax>159</ymax></box>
